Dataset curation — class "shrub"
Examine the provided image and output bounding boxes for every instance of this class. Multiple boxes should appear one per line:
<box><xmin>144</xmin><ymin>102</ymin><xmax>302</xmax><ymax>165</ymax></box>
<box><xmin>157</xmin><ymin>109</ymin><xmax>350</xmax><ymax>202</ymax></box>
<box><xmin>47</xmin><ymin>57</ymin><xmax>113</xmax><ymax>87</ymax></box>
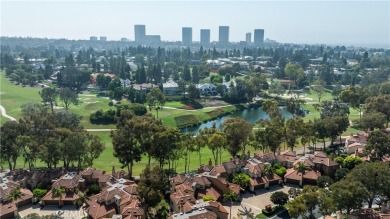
<box><xmin>88</xmin><ymin>184</ymin><xmax>100</xmax><ymax>195</ymax></box>
<box><xmin>317</xmin><ymin>176</ymin><xmax>334</xmax><ymax>188</ymax></box>
<box><xmin>116</xmin><ymin>103</ymin><xmax>147</xmax><ymax>116</ymax></box>
<box><xmin>33</xmin><ymin>189</ymin><xmax>47</xmax><ymax>199</ymax></box>
<box><xmin>275</xmin><ymin>167</ymin><xmax>287</xmax><ymax>177</ymax></box>
<box><xmin>202</xmin><ymin>195</ymin><xmax>215</xmax><ymax>201</ymax></box>
<box><xmin>90</xmin><ymin>109</ymin><xmax>116</xmax><ymax>124</ymax></box>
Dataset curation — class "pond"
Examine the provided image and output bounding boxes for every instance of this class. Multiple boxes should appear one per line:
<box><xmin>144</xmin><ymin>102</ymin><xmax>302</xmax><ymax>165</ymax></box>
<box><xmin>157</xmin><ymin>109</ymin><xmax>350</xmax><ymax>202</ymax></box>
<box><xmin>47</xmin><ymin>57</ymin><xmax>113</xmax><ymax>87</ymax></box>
<box><xmin>182</xmin><ymin>107</ymin><xmax>293</xmax><ymax>134</ymax></box>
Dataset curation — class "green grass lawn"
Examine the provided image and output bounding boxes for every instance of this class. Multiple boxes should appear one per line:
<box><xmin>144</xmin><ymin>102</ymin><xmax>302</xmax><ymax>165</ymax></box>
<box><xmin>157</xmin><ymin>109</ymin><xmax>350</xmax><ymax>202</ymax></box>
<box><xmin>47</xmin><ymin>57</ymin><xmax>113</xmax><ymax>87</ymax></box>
<box><xmin>301</xmin><ymin>88</ymin><xmax>334</xmax><ymax>103</ymax></box>
<box><xmin>164</xmin><ymin>101</ymin><xmax>186</xmax><ymax>108</ymax></box>
<box><xmin>0</xmin><ymin>72</ymin><xmax>42</xmax><ymax>119</ymax></box>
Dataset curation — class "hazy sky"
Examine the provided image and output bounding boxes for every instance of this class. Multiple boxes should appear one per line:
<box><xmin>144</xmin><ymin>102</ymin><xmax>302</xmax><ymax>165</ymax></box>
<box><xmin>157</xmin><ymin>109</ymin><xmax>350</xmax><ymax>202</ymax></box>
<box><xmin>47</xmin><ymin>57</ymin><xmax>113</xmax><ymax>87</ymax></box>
<box><xmin>1</xmin><ymin>0</ymin><xmax>390</xmax><ymax>47</ymax></box>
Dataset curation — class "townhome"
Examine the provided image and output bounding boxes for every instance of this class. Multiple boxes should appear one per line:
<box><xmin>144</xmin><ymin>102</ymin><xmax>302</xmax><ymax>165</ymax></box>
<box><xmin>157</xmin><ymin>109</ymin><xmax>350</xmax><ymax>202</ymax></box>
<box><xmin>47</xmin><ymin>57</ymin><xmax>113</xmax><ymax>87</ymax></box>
<box><xmin>0</xmin><ymin>178</ymin><xmax>33</xmax><ymax>219</ymax></box>
<box><xmin>86</xmin><ymin>178</ymin><xmax>144</xmax><ymax>219</ymax></box>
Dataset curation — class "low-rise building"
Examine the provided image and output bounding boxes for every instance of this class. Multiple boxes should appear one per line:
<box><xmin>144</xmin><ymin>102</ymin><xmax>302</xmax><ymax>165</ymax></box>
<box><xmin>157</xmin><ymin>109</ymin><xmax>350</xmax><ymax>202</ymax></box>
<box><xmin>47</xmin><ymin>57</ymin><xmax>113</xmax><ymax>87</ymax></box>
<box><xmin>0</xmin><ymin>178</ymin><xmax>33</xmax><ymax>219</ymax></box>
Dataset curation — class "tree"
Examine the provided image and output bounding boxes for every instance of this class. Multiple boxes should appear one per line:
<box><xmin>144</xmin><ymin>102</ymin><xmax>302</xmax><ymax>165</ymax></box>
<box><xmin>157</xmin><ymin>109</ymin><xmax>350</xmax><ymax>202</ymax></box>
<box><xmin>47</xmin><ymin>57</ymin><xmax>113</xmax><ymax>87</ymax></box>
<box><xmin>233</xmin><ymin>173</ymin><xmax>250</xmax><ymax>189</ymax></box>
<box><xmin>74</xmin><ymin>189</ymin><xmax>90</xmax><ymax>208</ymax></box>
<box><xmin>346</xmin><ymin>162</ymin><xmax>389</xmax><ymax>208</ymax></box>
<box><xmin>8</xmin><ymin>187</ymin><xmax>23</xmax><ymax>204</ymax></box>
<box><xmin>334</xmin><ymin>168</ymin><xmax>349</xmax><ymax>181</ymax></box>
<box><xmin>59</xmin><ymin>88</ymin><xmax>79</xmax><ymax>110</ymax></box>
<box><xmin>285</xmin><ymin>117</ymin><xmax>304</xmax><ymax>150</ymax></box>
<box><xmin>317</xmin><ymin>176</ymin><xmax>333</xmax><ymax>188</ymax></box>
<box><xmin>39</xmin><ymin>87</ymin><xmax>58</xmax><ymax>112</ymax></box>
<box><xmin>146</xmin><ymin>87</ymin><xmax>166</xmax><ymax>119</ymax></box>
<box><xmin>330</xmin><ymin>180</ymin><xmax>368</xmax><ymax>215</ymax></box>
<box><xmin>288</xmin><ymin>186</ymin><xmax>335</xmax><ymax>218</ymax></box>
<box><xmin>270</xmin><ymin>191</ymin><xmax>289</xmax><ymax>207</ymax></box>
<box><xmin>365</xmin><ymin>94</ymin><xmax>390</xmax><ymax>127</ymax></box>
<box><xmin>111</xmin><ymin>116</ymin><xmax>143</xmax><ymax>178</ymax></box>
<box><xmin>83</xmin><ymin>133</ymin><xmax>105</xmax><ymax>167</ymax></box>
<box><xmin>208</xmin><ymin>131</ymin><xmax>226</xmax><ymax>165</ymax></box>
<box><xmin>294</xmin><ymin>161</ymin><xmax>310</xmax><ymax>186</ymax></box>
<box><xmin>361</xmin><ymin>112</ymin><xmax>386</xmax><ymax>131</ymax></box>
<box><xmin>366</xmin><ymin>130</ymin><xmax>390</xmax><ymax>160</ymax></box>
<box><xmin>268</xmin><ymin>81</ymin><xmax>285</xmax><ymax>97</ymax></box>
<box><xmin>223</xmin><ymin>190</ymin><xmax>238</xmax><ymax>219</ymax></box>
<box><xmin>311</xmin><ymin>80</ymin><xmax>326</xmax><ymax>103</ymax></box>
<box><xmin>96</xmin><ymin>74</ymin><xmax>111</xmax><ymax>90</ymax></box>
<box><xmin>39</xmin><ymin>137</ymin><xmax>61</xmax><ymax>169</ymax></box>
<box><xmin>182</xmin><ymin>64</ymin><xmax>191</xmax><ymax>81</ymax></box>
<box><xmin>222</xmin><ymin>118</ymin><xmax>252</xmax><ymax>157</ymax></box>
<box><xmin>343</xmin><ymin>155</ymin><xmax>362</xmax><ymax>170</ymax></box>
<box><xmin>137</xmin><ymin>165</ymin><xmax>168</xmax><ymax>218</ymax></box>
<box><xmin>339</xmin><ymin>86</ymin><xmax>367</xmax><ymax>121</ymax></box>
<box><xmin>16</xmin><ymin>135</ymin><xmax>38</xmax><ymax>171</ymax></box>
<box><xmin>51</xmin><ymin>186</ymin><xmax>64</xmax><ymax>207</ymax></box>
<box><xmin>192</xmin><ymin>66</ymin><xmax>200</xmax><ymax>84</ymax></box>
<box><xmin>0</xmin><ymin>121</ymin><xmax>23</xmax><ymax>171</ymax></box>
<box><xmin>262</xmin><ymin>99</ymin><xmax>282</xmax><ymax>119</ymax></box>
<box><xmin>187</xmin><ymin>84</ymin><xmax>200</xmax><ymax>99</ymax></box>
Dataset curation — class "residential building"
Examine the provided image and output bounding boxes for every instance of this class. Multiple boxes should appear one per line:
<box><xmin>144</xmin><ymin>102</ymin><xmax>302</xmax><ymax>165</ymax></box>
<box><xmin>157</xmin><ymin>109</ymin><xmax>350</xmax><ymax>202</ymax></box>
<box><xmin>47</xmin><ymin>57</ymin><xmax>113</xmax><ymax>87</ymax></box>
<box><xmin>86</xmin><ymin>178</ymin><xmax>144</xmax><ymax>219</ymax></box>
<box><xmin>120</xmin><ymin>38</ymin><xmax>128</xmax><ymax>42</ymax></box>
<box><xmin>200</xmin><ymin>29</ymin><xmax>211</xmax><ymax>45</ymax></box>
<box><xmin>0</xmin><ymin>178</ymin><xmax>33</xmax><ymax>219</ymax></box>
<box><xmin>197</xmin><ymin>83</ymin><xmax>217</xmax><ymax>96</ymax></box>
<box><xmin>182</xmin><ymin>27</ymin><xmax>193</xmax><ymax>45</ymax></box>
<box><xmin>100</xmin><ymin>36</ymin><xmax>107</xmax><ymax>42</ymax></box>
<box><xmin>90</xmin><ymin>73</ymin><xmax>117</xmax><ymax>85</ymax></box>
<box><xmin>90</xmin><ymin>36</ymin><xmax>98</xmax><ymax>41</ymax></box>
<box><xmin>163</xmin><ymin>80</ymin><xmax>180</xmax><ymax>96</ymax></box>
<box><xmin>246</xmin><ymin>32</ymin><xmax>251</xmax><ymax>44</ymax></box>
<box><xmin>134</xmin><ymin>24</ymin><xmax>146</xmax><ymax>43</ymax></box>
<box><xmin>218</xmin><ymin>26</ymin><xmax>229</xmax><ymax>45</ymax></box>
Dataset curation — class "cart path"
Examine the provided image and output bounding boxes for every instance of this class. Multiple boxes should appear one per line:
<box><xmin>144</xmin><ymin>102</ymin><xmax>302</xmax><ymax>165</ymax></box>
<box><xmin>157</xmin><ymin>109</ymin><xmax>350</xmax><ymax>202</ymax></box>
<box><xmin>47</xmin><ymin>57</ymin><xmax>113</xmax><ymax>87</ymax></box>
<box><xmin>0</xmin><ymin>105</ymin><xmax>17</xmax><ymax>121</ymax></box>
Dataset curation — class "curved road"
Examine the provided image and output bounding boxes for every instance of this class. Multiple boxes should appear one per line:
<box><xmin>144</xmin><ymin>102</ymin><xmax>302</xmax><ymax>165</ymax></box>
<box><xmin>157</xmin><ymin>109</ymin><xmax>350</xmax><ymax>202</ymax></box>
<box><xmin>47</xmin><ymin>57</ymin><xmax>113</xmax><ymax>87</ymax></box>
<box><xmin>0</xmin><ymin>105</ymin><xmax>16</xmax><ymax>121</ymax></box>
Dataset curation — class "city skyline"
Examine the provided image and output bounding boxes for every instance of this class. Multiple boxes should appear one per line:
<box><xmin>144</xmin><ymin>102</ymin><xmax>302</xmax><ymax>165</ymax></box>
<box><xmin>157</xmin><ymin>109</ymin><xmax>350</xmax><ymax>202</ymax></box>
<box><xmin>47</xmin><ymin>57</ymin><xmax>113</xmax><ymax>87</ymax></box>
<box><xmin>1</xmin><ymin>1</ymin><xmax>389</xmax><ymax>48</ymax></box>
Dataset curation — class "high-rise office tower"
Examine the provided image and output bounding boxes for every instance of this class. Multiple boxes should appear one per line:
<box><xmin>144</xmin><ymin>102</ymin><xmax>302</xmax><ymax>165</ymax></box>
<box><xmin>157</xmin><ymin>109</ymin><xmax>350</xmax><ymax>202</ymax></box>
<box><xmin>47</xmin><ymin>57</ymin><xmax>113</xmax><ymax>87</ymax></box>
<box><xmin>219</xmin><ymin>26</ymin><xmax>229</xmax><ymax>45</ymax></box>
<box><xmin>246</xmin><ymin>33</ymin><xmax>251</xmax><ymax>44</ymax></box>
<box><xmin>254</xmin><ymin>29</ymin><xmax>265</xmax><ymax>45</ymax></box>
<box><xmin>200</xmin><ymin>29</ymin><xmax>210</xmax><ymax>45</ymax></box>
<box><xmin>182</xmin><ymin>27</ymin><xmax>192</xmax><ymax>45</ymax></box>
<box><xmin>134</xmin><ymin>25</ymin><xmax>146</xmax><ymax>43</ymax></box>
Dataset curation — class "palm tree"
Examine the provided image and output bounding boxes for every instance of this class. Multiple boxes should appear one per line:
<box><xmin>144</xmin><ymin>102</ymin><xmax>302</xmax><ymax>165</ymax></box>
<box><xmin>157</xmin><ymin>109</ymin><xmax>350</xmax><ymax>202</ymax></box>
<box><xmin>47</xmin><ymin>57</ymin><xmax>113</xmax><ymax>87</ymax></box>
<box><xmin>51</xmin><ymin>186</ymin><xmax>64</xmax><ymax>208</ymax></box>
<box><xmin>294</xmin><ymin>161</ymin><xmax>310</xmax><ymax>187</ymax></box>
<box><xmin>223</xmin><ymin>190</ymin><xmax>238</xmax><ymax>219</ymax></box>
<box><xmin>8</xmin><ymin>188</ymin><xmax>23</xmax><ymax>209</ymax></box>
<box><xmin>238</xmin><ymin>205</ymin><xmax>255</xmax><ymax>219</ymax></box>
<box><xmin>74</xmin><ymin>189</ymin><xmax>90</xmax><ymax>209</ymax></box>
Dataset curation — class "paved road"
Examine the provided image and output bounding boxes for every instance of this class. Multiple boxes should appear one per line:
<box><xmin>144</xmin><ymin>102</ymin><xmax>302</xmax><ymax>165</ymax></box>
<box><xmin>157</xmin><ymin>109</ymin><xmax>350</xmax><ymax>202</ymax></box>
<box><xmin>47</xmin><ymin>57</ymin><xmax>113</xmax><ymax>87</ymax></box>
<box><xmin>0</xmin><ymin>105</ymin><xmax>16</xmax><ymax>121</ymax></box>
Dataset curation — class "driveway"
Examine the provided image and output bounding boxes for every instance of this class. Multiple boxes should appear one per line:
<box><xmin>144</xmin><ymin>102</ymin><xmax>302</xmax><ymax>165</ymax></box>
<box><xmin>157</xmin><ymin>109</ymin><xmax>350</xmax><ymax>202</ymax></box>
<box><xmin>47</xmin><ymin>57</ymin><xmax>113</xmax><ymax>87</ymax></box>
<box><xmin>222</xmin><ymin>184</ymin><xmax>300</xmax><ymax>219</ymax></box>
<box><xmin>18</xmin><ymin>204</ymin><xmax>86</xmax><ymax>219</ymax></box>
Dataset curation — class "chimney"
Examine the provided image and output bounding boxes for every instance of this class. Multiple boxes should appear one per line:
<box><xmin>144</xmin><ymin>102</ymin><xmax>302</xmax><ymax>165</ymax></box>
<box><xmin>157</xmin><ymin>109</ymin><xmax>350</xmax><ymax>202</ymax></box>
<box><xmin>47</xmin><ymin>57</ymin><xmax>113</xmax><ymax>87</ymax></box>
<box><xmin>112</xmin><ymin>166</ymin><xmax>115</xmax><ymax>175</ymax></box>
<box><xmin>208</xmin><ymin>159</ymin><xmax>212</xmax><ymax>166</ymax></box>
<box><xmin>355</xmin><ymin>149</ymin><xmax>358</xmax><ymax>156</ymax></box>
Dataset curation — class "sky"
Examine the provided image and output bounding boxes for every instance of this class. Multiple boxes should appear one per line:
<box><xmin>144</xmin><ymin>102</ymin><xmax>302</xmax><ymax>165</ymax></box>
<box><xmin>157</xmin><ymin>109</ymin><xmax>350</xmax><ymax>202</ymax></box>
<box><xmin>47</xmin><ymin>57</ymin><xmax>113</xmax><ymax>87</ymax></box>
<box><xmin>1</xmin><ymin>0</ymin><xmax>390</xmax><ymax>48</ymax></box>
